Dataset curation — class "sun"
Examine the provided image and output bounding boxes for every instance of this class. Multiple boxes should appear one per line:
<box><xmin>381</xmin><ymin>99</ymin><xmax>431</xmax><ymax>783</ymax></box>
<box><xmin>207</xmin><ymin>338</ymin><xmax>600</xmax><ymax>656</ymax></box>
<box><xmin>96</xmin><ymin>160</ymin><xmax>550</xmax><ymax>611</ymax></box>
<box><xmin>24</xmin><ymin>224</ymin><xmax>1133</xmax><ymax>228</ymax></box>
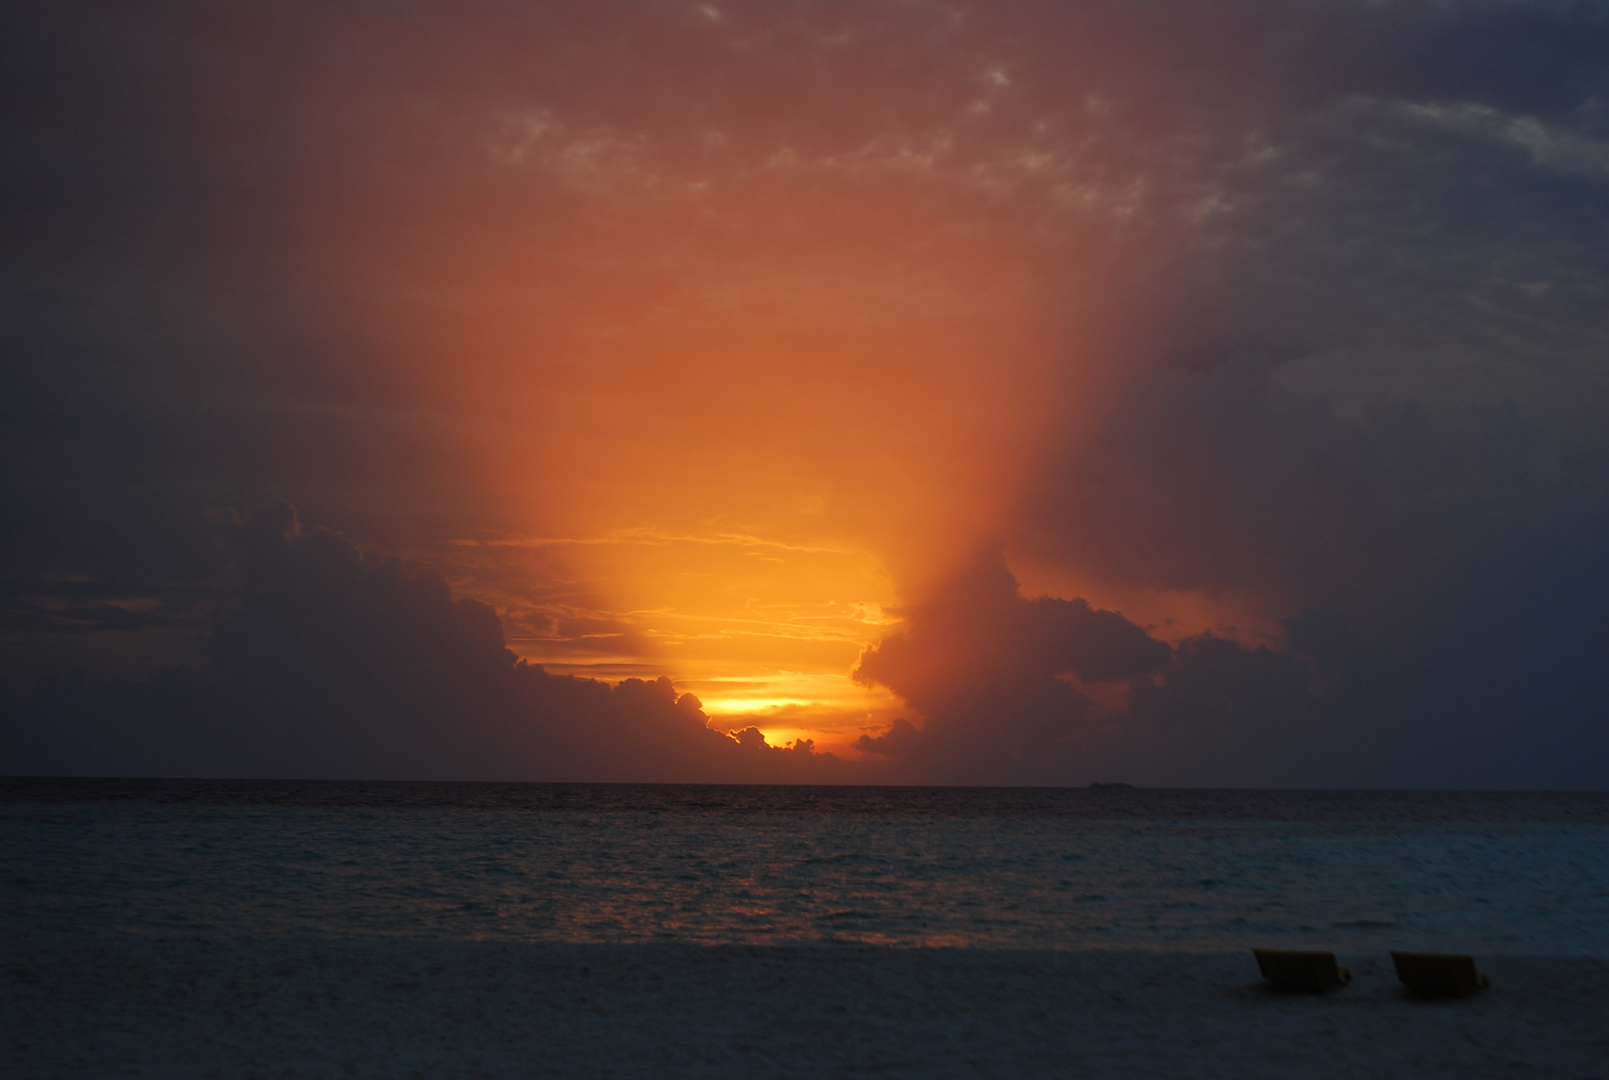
<box><xmin>452</xmin><ymin>524</ymin><xmax>909</xmax><ymax>756</ymax></box>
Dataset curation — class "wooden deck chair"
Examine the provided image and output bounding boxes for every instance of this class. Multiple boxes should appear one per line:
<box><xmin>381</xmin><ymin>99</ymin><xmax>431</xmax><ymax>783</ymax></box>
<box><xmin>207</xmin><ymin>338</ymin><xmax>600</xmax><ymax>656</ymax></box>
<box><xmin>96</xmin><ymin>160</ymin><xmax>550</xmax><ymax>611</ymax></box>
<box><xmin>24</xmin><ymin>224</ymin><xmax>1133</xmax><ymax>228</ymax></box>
<box><xmin>1390</xmin><ymin>951</ymin><xmax>1489</xmax><ymax>998</ymax></box>
<box><xmin>1252</xmin><ymin>949</ymin><xmax>1351</xmax><ymax>992</ymax></box>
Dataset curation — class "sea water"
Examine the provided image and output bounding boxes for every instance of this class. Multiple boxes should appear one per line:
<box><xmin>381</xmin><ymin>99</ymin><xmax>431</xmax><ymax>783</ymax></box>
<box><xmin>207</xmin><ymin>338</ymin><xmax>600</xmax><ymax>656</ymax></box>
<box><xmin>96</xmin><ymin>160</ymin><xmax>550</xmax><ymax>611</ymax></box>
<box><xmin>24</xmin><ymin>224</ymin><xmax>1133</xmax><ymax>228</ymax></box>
<box><xmin>4</xmin><ymin>780</ymin><xmax>1607</xmax><ymax>954</ymax></box>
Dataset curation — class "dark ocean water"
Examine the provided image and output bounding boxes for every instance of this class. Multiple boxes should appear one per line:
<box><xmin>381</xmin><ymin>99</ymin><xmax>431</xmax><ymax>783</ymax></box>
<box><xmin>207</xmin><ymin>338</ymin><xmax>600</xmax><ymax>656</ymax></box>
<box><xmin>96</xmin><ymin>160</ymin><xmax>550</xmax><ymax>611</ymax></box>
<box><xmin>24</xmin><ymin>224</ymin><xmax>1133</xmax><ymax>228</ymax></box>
<box><xmin>4</xmin><ymin>779</ymin><xmax>1607</xmax><ymax>953</ymax></box>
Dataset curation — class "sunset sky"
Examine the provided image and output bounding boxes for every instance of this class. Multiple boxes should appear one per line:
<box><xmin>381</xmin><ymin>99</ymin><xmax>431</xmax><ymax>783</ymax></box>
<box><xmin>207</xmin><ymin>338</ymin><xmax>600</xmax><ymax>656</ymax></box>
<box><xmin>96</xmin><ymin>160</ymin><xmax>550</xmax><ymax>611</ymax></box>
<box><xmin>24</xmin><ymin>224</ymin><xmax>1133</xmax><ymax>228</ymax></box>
<box><xmin>4</xmin><ymin>1</ymin><xmax>1608</xmax><ymax>785</ymax></box>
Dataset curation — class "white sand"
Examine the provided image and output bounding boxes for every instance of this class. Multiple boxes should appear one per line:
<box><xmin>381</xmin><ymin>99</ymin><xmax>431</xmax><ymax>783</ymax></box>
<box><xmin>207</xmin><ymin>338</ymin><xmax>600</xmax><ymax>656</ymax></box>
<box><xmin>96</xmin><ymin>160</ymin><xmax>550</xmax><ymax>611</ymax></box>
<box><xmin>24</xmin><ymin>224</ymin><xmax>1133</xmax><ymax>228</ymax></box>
<box><xmin>3</xmin><ymin>934</ymin><xmax>1606</xmax><ymax>1078</ymax></box>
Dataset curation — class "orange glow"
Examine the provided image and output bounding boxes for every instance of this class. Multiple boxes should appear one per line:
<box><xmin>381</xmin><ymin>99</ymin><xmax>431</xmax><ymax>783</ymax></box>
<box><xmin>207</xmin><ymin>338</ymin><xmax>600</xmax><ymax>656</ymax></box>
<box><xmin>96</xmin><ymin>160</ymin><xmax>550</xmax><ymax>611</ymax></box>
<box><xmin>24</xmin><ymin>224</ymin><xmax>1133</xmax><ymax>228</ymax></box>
<box><xmin>275</xmin><ymin>10</ymin><xmax>1235</xmax><ymax>751</ymax></box>
<box><xmin>322</xmin><ymin>179</ymin><xmax>1126</xmax><ymax>749</ymax></box>
<box><xmin>439</xmin><ymin>527</ymin><xmax>908</xmax><ymax>755</ymax></box>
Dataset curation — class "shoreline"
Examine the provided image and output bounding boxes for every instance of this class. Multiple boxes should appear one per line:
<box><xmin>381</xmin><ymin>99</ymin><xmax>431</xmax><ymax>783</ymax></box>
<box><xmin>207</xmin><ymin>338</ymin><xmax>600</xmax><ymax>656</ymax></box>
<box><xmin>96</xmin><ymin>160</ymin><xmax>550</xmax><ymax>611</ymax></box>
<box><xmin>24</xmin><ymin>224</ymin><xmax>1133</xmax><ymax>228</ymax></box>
<box><xmin>6</xmin><ymin>934</ymin><xmax>1606</xmax><ymax>1077</ymax></box>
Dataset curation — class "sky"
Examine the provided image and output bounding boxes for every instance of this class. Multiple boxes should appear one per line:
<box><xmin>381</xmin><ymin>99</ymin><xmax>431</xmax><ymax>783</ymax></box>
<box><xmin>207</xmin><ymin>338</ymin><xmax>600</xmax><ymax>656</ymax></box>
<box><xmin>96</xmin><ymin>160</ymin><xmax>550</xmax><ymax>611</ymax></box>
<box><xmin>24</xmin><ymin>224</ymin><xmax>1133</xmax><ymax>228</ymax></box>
<box><xmin>3</xmin><ymin>0</ymin><xmax>1607</xmax><ymax>786</ymax></box>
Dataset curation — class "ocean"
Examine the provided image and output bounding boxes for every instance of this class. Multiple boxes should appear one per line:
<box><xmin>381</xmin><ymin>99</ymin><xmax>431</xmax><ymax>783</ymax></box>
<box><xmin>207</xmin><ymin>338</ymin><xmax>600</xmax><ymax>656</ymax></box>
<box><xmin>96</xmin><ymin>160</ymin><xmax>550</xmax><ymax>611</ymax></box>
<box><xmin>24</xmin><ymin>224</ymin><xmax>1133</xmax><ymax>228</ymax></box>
<box><xmin>6</xmin><ymin>779</ymin><xmax>1607</xmax><ymax>954</ymax></box>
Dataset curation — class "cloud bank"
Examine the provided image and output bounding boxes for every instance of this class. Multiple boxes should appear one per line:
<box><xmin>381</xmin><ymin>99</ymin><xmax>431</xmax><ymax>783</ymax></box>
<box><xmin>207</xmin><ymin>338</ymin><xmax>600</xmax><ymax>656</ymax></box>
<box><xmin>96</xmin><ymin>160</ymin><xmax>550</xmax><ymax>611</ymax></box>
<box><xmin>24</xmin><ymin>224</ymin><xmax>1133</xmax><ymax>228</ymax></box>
<box><xmin>844</xmin><ymin>354</ymin><xmax>1608</xmax><ymax>788</ymax></box>
<box><xmin>2</xmin><ymin>506</ymin><xmax>838</xmax><ymax>781</ymax></box>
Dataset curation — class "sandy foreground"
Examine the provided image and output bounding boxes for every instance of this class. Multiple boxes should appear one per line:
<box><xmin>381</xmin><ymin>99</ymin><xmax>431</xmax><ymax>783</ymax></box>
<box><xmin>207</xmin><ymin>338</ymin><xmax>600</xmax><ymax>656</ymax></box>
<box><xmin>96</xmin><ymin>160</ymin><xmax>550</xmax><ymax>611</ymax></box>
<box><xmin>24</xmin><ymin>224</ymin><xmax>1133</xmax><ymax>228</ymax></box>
<box><xmin>3</xmin><ymin>934</ymin><xmax>1606</xmax><ymax>1079</ymax></box>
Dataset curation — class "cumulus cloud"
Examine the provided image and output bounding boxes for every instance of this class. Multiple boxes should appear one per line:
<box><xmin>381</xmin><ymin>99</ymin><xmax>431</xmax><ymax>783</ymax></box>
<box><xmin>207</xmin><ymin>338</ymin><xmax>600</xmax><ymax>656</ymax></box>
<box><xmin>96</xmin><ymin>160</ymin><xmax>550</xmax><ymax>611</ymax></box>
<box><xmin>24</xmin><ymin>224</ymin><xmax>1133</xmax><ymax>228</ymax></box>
<box><xmin>849</xmin><ymin>550</ymin><xmax>1167</xmax><ymax>783</ymax></box>
<box><xmin>850</xmin><ymin>548</ymin><xmax>1335</xmax><ymax>786</ymax></box>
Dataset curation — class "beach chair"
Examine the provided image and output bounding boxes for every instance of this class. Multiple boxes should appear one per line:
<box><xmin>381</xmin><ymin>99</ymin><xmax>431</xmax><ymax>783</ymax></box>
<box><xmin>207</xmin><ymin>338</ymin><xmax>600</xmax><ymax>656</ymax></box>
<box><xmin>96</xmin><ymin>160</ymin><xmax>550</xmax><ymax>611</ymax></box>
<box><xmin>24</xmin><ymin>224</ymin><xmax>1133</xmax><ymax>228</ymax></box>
<box><xmin>1252</xmin><ymin>949</ymin><xmax>1351</xmax><ymax>992</ymax></box>
<box><xmin>1389</xmin><ymin>952</ymin><xmax>1489</xmax><ymax>998</ymax></box>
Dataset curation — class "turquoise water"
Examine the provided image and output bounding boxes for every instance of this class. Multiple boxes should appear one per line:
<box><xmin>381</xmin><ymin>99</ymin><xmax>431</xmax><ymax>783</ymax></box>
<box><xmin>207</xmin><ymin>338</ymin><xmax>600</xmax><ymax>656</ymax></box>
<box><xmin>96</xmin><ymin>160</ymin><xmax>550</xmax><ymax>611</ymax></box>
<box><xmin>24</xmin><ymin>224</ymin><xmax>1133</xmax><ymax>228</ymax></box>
<box><xmin>4</xmin><ymin>781</ymin><xmax>1607</xmax><ymax>953</ymax></box>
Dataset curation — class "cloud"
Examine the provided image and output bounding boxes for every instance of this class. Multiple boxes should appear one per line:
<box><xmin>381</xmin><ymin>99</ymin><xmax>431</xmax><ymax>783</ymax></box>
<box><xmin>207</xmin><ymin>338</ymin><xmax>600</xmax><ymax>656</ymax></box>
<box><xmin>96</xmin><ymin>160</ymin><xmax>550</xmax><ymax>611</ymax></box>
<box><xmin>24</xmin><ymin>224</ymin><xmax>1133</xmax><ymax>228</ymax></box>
<box><xmin>1</xmin><ymin>506</ymin><xmax>844</xmax><ymax>781</ymax></box>
<box><xmin>846</xmin><ymin>551</ymin><xmax>1155</xmax><ymax>784</ymax></box>
<box><xmin>3</xmin><ymin>1</ymin><xmax>1608</xmax><ymax>786</ymax></box>
<box><xmin>849</xmin><ymin>547</ymin><xmax>1334</xmax><ymax>786</ymax></box>
<box><xmin>852</xmin><ymin>547</ymin><xmax>1169</xmax><ymax>723</ymax></box>
<box><xmin>1005</xmin><ymin>359</ymin><xmax>1609</xmax><ymax>786</ymax></box>
<box><xmin>852</xmin><ymin>366</ymin><xmax>1609</xmax><ymax>788</ymax></box>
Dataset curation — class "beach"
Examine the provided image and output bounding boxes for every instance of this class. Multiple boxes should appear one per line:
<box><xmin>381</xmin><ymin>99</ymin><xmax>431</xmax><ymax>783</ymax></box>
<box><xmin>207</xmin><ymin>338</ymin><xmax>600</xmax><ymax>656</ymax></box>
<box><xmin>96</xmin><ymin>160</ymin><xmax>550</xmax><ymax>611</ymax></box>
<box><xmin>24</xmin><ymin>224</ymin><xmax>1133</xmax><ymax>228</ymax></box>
<box><xmin>5</xmin><ymin>933</ymin><xmax>1606</xmax><ymax>1078</ymax></box>
<box><xmin>6</xmin><ymin>783</ymin><xmax>1607</xmax><ymax>1077</ymax></box>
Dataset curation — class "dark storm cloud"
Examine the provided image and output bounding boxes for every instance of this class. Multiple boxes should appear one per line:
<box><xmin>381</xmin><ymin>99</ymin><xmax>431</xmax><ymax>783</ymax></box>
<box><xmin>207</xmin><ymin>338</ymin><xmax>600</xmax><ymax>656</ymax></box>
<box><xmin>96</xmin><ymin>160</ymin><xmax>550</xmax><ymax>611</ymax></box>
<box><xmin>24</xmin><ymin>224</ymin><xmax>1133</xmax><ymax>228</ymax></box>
<box><xmin>849</xmin><ymin>549</ymin><xmax>1163</xmax><ymax>784</ymax></box>
<box><xmin>0</xmin><ymin>505</ymin><xmax>842</xmax><ymax>780</ymax></box>
<box><xmin>849</xmin><ymin>548</ymin><xmax>1335</xmax><ymax>786</ymax></box>
<box><xmin>0</xmin><ymin>578</ymin><xmax>209</xmax><ymax>637</ymax></box>
<box><xmin>854</xmin><ymin>548</ymin><xmax>1170</xmax><ymax>694</ymax></box>
<box><xmin>838</xmin><ymin>341</ymin><xmax>1607</xmax><ymax>786</ymax></box>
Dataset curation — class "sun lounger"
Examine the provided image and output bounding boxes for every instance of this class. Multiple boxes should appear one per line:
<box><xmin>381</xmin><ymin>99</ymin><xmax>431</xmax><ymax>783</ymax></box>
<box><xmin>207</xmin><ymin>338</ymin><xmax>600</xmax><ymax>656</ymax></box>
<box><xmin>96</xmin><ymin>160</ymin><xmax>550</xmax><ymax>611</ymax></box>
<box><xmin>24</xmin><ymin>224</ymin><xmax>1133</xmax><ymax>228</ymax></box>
<box><xmin>1390</xmin><ymin>951</ymin><xmax>1489</xmax><ymax>998</ymax></box>
<box><xmin>1252</xmin><ymin>949</ymin><xmax>1351</xmax><ymax>992</ymax></box>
